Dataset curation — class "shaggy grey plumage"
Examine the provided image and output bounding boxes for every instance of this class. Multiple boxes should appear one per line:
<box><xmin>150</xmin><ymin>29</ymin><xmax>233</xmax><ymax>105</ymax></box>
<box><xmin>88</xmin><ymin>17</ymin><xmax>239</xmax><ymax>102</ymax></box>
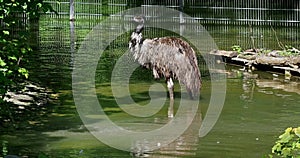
<box><xmin>129</xmin><ymin>16</ymin><xmax>201</xmax><ymax>100</ymax></box>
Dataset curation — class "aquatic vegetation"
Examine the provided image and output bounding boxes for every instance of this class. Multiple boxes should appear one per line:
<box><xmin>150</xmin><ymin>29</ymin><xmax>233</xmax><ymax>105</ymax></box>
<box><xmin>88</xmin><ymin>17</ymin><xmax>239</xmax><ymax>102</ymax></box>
<box><xmin>231</xmin><ymin>45</ymin><xmax>243</xmax><ymax>54</ymax></box>
<box><xmin>269</xmin><ymin>127</ymin><xmax>300</xmax><ymax>158</ymax></box>
<box><xmin>277</xmin><ymin>46</ymin><xmax>300</xmax><ymax>57</ymax></box>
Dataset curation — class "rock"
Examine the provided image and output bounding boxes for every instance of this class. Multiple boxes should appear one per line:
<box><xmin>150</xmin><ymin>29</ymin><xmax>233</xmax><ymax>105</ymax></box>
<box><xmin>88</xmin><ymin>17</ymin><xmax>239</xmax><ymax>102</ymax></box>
<box><xmin>3</xmin><ymin>82</ymin><xmax>50</xmax><ymax>107</ymax></box>
<box><xmin>4</xmin><ymin>92</ymin><xmax>33</xmax><ymax>106</ymax></box>
<box><xmin>25</xmin><ymin>83</ymin><xmax>44</xmax><ymax>90</ymax></box>
<box><xmin>6</xmin><ymin>92</ymin><xmax>34</xmax><ymax>101</ymax></box>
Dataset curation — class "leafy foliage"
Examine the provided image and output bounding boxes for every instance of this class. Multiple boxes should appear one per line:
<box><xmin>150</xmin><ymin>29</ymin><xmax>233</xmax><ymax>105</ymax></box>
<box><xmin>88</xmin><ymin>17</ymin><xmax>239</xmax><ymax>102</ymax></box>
<box><xmin>0</xmin><ymin>0</ymin><xmax>56</xmax><ymax>129</ymax></box>
<box><xmin>277</xmin><ymin>45</ymin><xmax>300</xmax><ymax>57</ymax></box>
<box><xmin>0</xmin><ymin>0</ymin><xmax>55</xmax><ymax>100</ymax></box>
<box><xmin>270</xmin><ymin>127</ymin><xmax>300</xmax><ymax>158</ymax></box>
<box><xmin>231</xmin><ymin>45</ymin><xmax>242</xmax><ymax>53</ymax></box>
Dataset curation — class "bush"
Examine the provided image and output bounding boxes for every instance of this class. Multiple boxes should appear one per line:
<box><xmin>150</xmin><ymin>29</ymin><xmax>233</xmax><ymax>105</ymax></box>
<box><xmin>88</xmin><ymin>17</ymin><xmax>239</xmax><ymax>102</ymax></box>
<box><xmin>0</xmin><ymin>0</ymin><xmax>55</xmax><ymax>100</ymax></box>
<box><xmin>270</xmin><ymin>127</ymin><xmax>300</xmax><ymax>158</ymax></box>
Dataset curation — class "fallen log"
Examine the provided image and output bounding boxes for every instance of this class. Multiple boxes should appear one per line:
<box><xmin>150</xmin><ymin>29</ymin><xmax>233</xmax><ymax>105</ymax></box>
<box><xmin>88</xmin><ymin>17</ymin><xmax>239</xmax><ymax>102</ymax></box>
<box><xmin>209</xmin><ymin>49</ymin><xmax>300</xmax><ymax>77</ymax></box>
<box><xmin>255</xmin><ymin>56</ymin><xmax>288</xmax><ymax>66</ymax></box>
<box><xmin>237</xmin><ymin>52</ymin><xmax>257</xmax><ymax>60</ymax></box>
<box><xmin>289</xmin><ymin>56</ymin><xmax>300</xmax><ymax>65</ymax></box>
<box><xmin>210</xmin><ymin>50</ymin><xmax>238</xmax><ymax>58</ymax></box>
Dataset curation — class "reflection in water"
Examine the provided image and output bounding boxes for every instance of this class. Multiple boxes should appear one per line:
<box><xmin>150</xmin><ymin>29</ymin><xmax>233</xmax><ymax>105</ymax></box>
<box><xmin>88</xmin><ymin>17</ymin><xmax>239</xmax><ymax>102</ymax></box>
<box><xmin>240</xmin><ymin>72</ymin><xmax>258</xmax><ymax>103</ymax></box>
<box><xmin>152</xmin><ymin>105</ymin><xmax>202</xmax><ymax>158</ymax></box>
<box><xmin>227</xmin><ymin>69</ymin><xmax>258</xmax><ymax>103</ymax></box>
<box><xmin>228</xmin><ymin>67</ymin><xmax>300</xmax><ymax>104</ymax></box>
<box><xmin>256</xmin><ymin>79</ymin><xmax>300</xmax><ymax>95</ymax></box>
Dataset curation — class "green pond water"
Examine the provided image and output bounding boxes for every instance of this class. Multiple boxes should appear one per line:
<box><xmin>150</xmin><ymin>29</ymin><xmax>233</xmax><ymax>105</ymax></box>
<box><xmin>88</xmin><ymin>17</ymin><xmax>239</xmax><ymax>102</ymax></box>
<box><xmin>1</xmin><ymin>23</ymin><xmax>300</xmax><ymax>158</ymax></box>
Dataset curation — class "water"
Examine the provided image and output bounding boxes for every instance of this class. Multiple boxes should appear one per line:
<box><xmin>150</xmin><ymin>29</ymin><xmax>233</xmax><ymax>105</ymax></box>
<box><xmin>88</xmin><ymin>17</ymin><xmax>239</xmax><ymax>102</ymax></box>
<box><xmin>1</xmin><ymin>22</ymin><xmax>300</xmax><ymax>157</ymax></box>
<box><xmin>198</xmin><ymin>67</ymin><xmax>300</xmax><ymax>158</ymax></box>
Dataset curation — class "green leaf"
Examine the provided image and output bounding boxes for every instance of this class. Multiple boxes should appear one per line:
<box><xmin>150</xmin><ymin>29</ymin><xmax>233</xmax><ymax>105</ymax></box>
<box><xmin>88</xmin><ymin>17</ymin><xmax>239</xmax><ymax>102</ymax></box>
<box><xmin>296</xmin><ymin>142</ymin><xmax>300</xmax><ymax>149</ymax></box>
<box><xmin>0</xmin><ymin>57</ymin><xmax>6</xmax><ymax>67</ymax></box>
<box><xmin>278</xmin><ymin>128</ymin><xmax>294</xmax><ymax>143</ymax></box>
<box><xmin>272</xmin><ymin>143</ymin><xmax>282</xmax><ymax>153</ymax></box>
<box><xmin>22</xmin><ymin>4</ymin><xmax>27</xmax><ymax>10</ymax></box>
<box><xmin>21</xmin><ymin>48</ymin><xmax>27</xmax><ymax>54</ymax></box>
<box><xmin>18</xmin><ymin>67</ymin><xmax>29</xmax><ymax>79</ymax></box>
<box><xmin>7</xmin><ymin>70</ymin><xmax>13</xmax><ymax>75</ymax></box>
<box><xmin>279</xmin><ymin>133</ymin><xmax>294</xmax><ymax>143</ymax></box>
<box><xmin>0</xmin><ymin>68</ymin><xmax>8</xmax><ymax>73</ymax></box>
<box><xmin>282</xmin><ymin>148</ymin><xmax>291</xmax><ymax>157</ymax></box>
<box><xmin>294</xmin><ymin>127</ymin><xmax>300</xmax><ymax>137</ymax></box>
<box><xmin>37</xmin><ymin>3</ymin><xmax>42</xmax><ymax>8</ymax></box>
<box><xmin>18</xmin><ymin>67</ymin><xmax>26</xmax><ymax>73</ymax></box>
<box><xmin>3</xmin><ymin>30</ymin><xmax>9</xmax><ymax>35</ymax></box>
<box><xmin>285</xmin><ymin>127</ymin><xmax>293</xmax><ymax>133</ymax></box>
<box><xmin>268</xmin><ymin>154</ymin><xmax>273</xmax><ymax>158</ymax></box>
<box><xmin>8</xmin><ymin>56</ymin><xmax>17</xmax><ymax>61</ymax></box>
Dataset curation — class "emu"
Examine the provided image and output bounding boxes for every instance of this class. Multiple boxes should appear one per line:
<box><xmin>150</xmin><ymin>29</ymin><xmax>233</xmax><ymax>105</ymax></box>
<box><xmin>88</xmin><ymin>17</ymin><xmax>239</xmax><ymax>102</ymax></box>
<box><xmin>129</xmin><ymin>16</ymin><xmax>201</xmax><ymax>117</ymax></box>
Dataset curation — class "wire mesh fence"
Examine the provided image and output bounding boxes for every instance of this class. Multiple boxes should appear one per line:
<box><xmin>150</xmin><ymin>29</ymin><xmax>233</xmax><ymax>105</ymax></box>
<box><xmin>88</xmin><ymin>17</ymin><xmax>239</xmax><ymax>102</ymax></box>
<box><xmin>43</xmin><ymin>0</ymin><xmax>300</xmax><ymax>26</ymax></box>
<box><xmin>35</xmin><ymin>0</ymin><xmax>299</xmax><ymax>76</ymax></box>
<box><xmin>39</xmin><ymin>0</ymin><xmax>299</xmax><ymax>49</ymax></box>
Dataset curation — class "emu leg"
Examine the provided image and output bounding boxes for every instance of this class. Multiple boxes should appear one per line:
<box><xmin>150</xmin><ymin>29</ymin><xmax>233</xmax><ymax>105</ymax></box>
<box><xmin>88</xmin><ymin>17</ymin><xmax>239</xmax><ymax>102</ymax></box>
<box><xmin>167</xmin><ymin>78</ymin><xmax>174</xmax><ymax>118</ymax></box>
<box><xmin>153</xmin><ymin>68</ymin><xmax>160</xmax><ymax>79</ymax></box>
<box><xmin>186</xmin><ymin>88</ymin><xmax>193</xmax><ymax>100</ymax></box>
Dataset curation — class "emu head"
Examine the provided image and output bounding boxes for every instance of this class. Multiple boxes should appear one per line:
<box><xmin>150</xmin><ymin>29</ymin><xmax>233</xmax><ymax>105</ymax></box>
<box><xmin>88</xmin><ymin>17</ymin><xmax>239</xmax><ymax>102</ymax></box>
<box><xmin>133</xmin><ymin>15</ymin><xmax>144</xmax><ymax>24</ymax></box>
<box><xmin>133</xmin><ymin>15</ymin><xmax>144</xmax><ymax>33</ymax></box>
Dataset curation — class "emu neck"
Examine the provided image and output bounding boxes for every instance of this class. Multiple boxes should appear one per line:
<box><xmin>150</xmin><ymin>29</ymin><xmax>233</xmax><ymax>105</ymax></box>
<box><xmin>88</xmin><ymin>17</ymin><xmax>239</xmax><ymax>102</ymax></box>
<box><xmin>135</xmin><ymin>23</ymin><xmax>144</xmax><ymax>34</ymax></box>
<box><xmin>129</xmin><ymin>22</ymin><xmax>144</xmax><ymax>60</ymax></box>
<box><xmin>130</xmin><ymin>23</ymin><xmax>144</xmax><ymax>46</ymax></box>
<box><xmin>129</xmin><ymin>24</ymin><xmax>144</xmax><ymax>60</ymax></box>
<box><xmin>130</xmin><ymin>31</ymin><xmax>143</xmax><ymax>49</ymax></box>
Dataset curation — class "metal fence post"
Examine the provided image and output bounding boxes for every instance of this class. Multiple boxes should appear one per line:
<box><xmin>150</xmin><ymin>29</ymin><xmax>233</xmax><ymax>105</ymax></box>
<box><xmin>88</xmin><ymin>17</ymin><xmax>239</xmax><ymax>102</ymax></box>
<box><xmin>70</xmin><ymin>0</ymin><xmax>75</xmax><ymax>21</ymax></box>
